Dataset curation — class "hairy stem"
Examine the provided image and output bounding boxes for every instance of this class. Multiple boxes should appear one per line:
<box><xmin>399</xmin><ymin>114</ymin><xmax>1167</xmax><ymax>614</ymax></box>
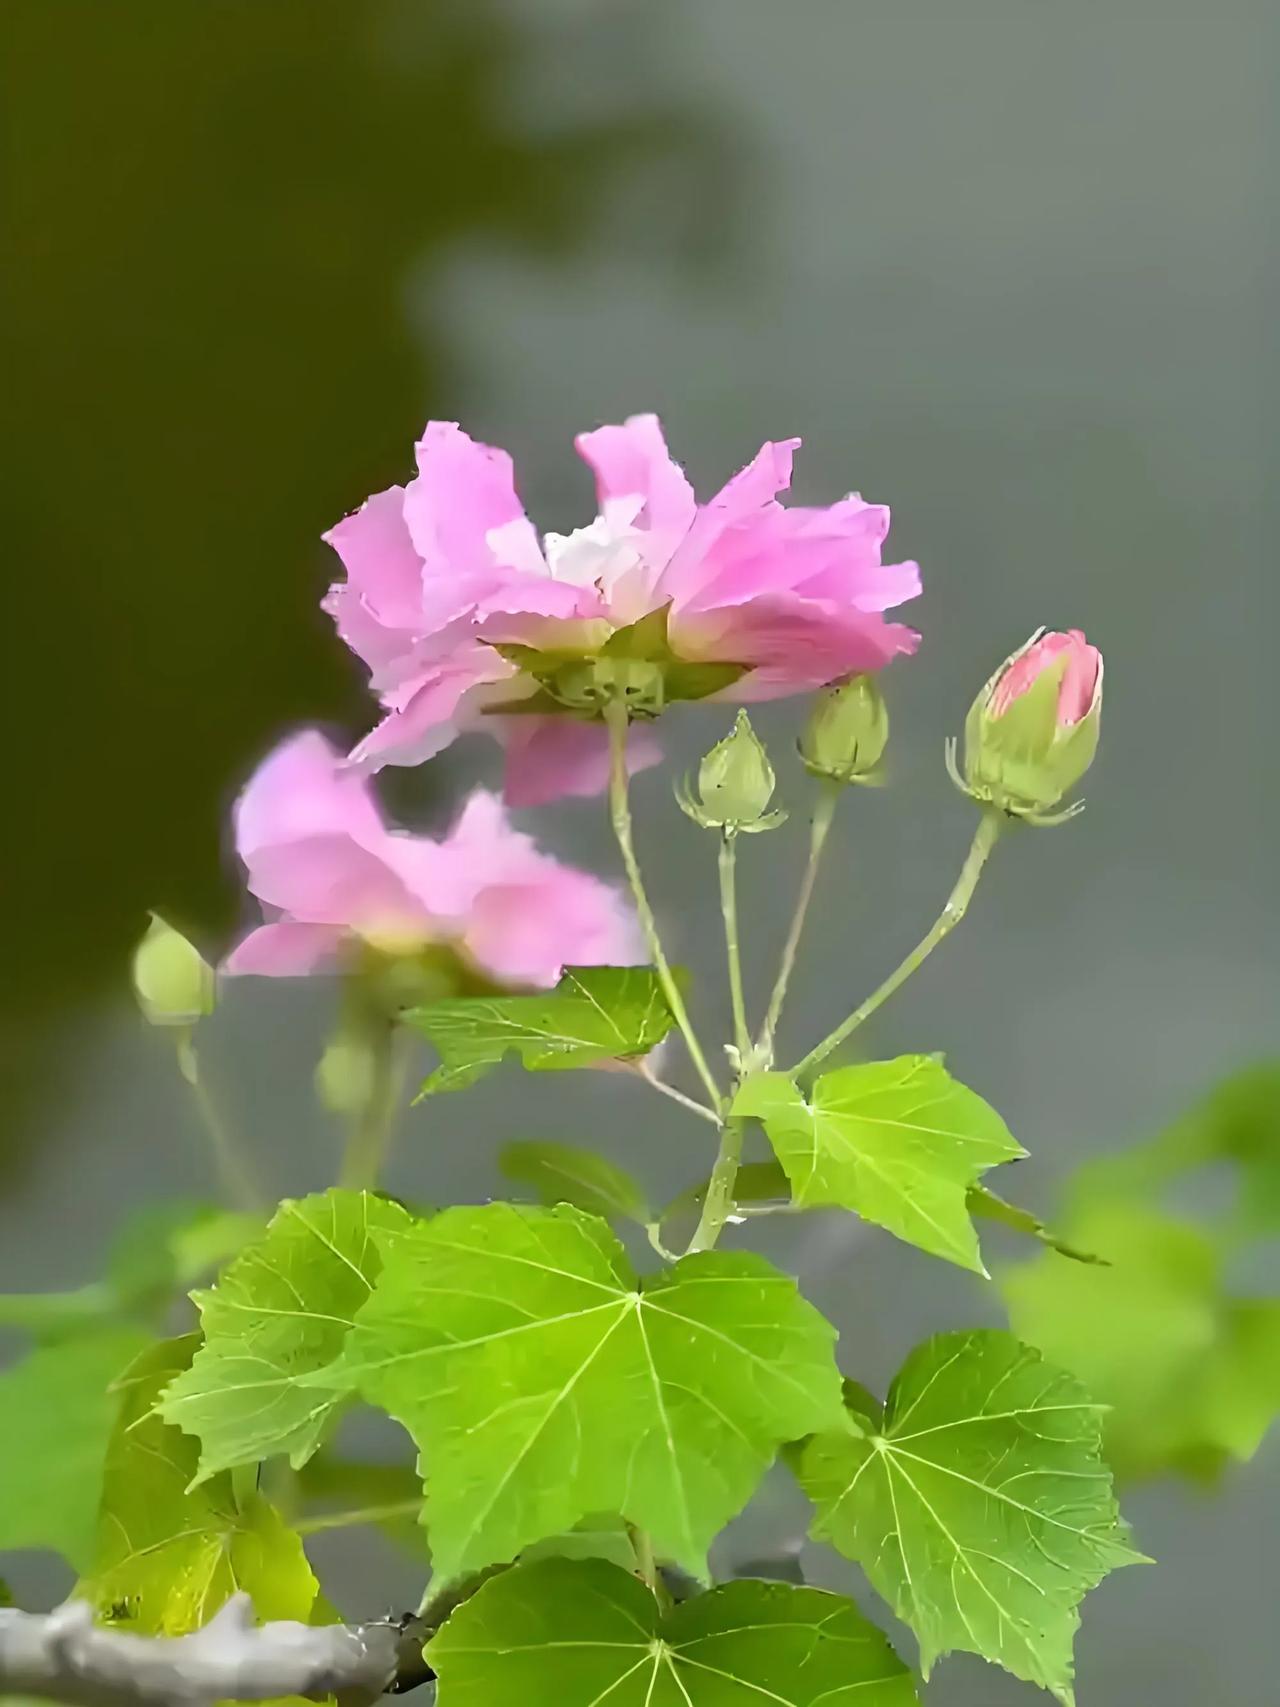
<box><xmin>628</xmin><ymin>1524</ymin><xmax>658</xmax><ymax>1592</ymax></box>
<box><xmin>718</xmin><ymin>833</ymin><xmax>751</xmax><ymax>1062</ymax></box>
<box><xmin>685</xmin><ymin>1117</ymin><xmax>746</xmax><ymax>1253</ymax></box>
<box><xmin>639</xmin><ymin>1059</ymin><xmax>721</xmax><ymax>1125</ymax></box>
<box><xmin>758</xmin><ymin>781</ymin><xmax>840</xmax><ymax>1060</ymax></box>
<box><xmin>605</xmin><ymin>700</ymin><xmax>723</xmax><ymax>1112</ymax></box>
<box><xmin>295</xmin><ymin>1499</ymin><xmax>422</xmax><ymax>1537</ymax></box>
<box><xmin>338</xmin><ymin>1020</ymin><xmax>408</xmax><ymax>1191</ymax></box>
<box><xmin>174</xmin><ymin>1032</ymin><xmax>262</xmax><ymax>1213</ymax></box>
<box><xmin>793</xmin><ymin>807</ymin><xmax>1005</xmax><ymax>1079</ymax></box>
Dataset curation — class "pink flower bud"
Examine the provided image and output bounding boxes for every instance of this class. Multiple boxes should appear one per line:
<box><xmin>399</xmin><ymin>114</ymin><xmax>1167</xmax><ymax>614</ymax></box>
<box><xmin>988</xmin><ymin>629</ymin><xmax>1101</xmax><ymax>727</ymax></box>
<box><xmin>952</xmin><ymin>628</ymin><xmax>1104</xmax><ymax>823</ymax></box>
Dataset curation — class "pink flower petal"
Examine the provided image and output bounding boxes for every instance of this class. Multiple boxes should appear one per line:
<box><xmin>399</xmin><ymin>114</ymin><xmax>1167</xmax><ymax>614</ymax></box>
<box><xmin>575</xmin><ymin>414</ymin><xmax>697</xmax><ymax>549</ymax></box>
<box><xmin>223</xmin><ymin>922</ymin><xmax>348</xmax><ymax>976</ymax></box>
<box><xmin>404</xmin><ymin>421</ymin><xmax>545</xmax><ymax>579</ymax></box>
<box><xmin>682</xmin><ymin>596</ymin><xmax>920</xmax><ymax>699</ymax></box>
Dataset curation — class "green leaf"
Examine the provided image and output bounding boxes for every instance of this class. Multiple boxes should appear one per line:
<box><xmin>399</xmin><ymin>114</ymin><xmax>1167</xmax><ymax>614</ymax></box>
<box><xmin>326</xmin><ymin>1202</ymin><xmax>846</xmax><ymax>1581</ymax></box>
<box><xmin>519</xmin><ymin>1514</ymin><xmax>640</xmax><ymax>1573</ymax></box>
<box><xmin>157</xmin><ymin>1188</ymin><xmax>415</xmax><ymax>1479</ymax></box>
<box><xmin>796</xmin><ymin>1329</ymin><xmax>1141</xmax><ymax>1703</ymax></box>
<box><xmin>85</xmin><ymin>1336</ymin><xmax>318</xmax><ymax>1634</ymax></box>
<box><xmin>0</xmin><ymin>1328</ymin><xmax>148</xmax><ymax>1568</ymax></box>
<box><xmin>734</xmin><ymin>1058</ymin><xmax>1025</xmax><ymax>1273</ymax></box>
<box><xmin>500</xmin><ymin>1141</ymin><xmax>651</xmax><ymax>1225</ymax></box>
<box><xmin>967</xmin><ymin>1185</ymin><xmax>1105</xmax><ymax>1265</ymax></box>
<box><xmin>408</xmin><ymin>966</ymin><xmax>681</xmax><ymax>1095</ymax></box>
<box><xmin>429</xmin><ymin>1557</ymin><xmax>916</xmax><ymax>1707</ymax></box>
<box><xmin>1002</xmin><ymin>1198</ymin><xmax>1280</xmax><ymax>1480</ymax></box>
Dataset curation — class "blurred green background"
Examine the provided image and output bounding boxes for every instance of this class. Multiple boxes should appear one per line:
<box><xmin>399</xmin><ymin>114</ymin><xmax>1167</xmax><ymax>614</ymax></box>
<box><xmin>2</xmin><ymin>2</ymin><xmax>1275</xmax><ymax>1702</ymax></box>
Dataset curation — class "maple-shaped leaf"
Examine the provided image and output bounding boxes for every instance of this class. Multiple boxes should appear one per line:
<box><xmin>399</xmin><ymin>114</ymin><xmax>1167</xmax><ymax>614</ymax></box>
<box><xmin>796</xmin><ymin>1329</ymin><xmax>1142</xmax><ymax>1703</ymax></box>
<box><xmin>324</xmin><ymin>1202</ymin><xmax>846</xmax><ymax>1580</ymax></box>
<box><xmin>734</xmin><ymin>1057</ymin><xmax>1024</xmax><ymax>1272</ymax></box>
<box><xmin>157</xmin><ymin>1188</ymin><xmax>415</xmax><ymax>1479</ymax></box>
<box><xmin>407</xmin><ymin>966</ymin><xmax>680</xmax><ymax>1094</ymax></box>
<box><xmin>428</xmin><ymin>1555</ymin><xmax>918</xmax><ymax>1707</ymax></box>
<box><xmin>84</xmin><ymin>1336</ymin><xmax>317</xmax><ymax>1634</ymax></box>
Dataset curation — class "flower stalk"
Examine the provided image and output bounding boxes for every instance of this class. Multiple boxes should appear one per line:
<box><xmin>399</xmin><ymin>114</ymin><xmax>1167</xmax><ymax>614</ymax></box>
<box><xmin>793</xmin><ymin>807</ymin><xmax>1006</xmax><ymax>1079</ymax></box>
<box><xmin>605</xmin><ymin>699</ymin><xmax>723</xmax><ymax>1113</ymax></box>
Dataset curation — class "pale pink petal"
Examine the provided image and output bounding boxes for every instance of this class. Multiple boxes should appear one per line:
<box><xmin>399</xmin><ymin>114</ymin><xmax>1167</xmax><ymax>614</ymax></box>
<box><xmin>350</xmin><ymin>645</ymin><xmax>513</xmax><ymax>772</ymax></box>
<box><xmin>501</xmin><ymin>717</ymin><xmax>663</xmax><ymax>809</ymax></box>
<box><xmin>658</xmin><ymin>438</ymin><xmax>800</xmax><ymax>609</ymax></box>
<box><xmin>235</xmin><ymin>732</ymin><xmax>433</xmax><ymax>931</ymax></box>
<box><xmin>462</xmin><ymin>875</ymin><xmax>644</xmax><ymax>988</ymax></box>
<box><xmin>680</xmin><ymin>597</ymin><xmax>920</xmax><ymax>700</ymax></box>
<box><xmin>237</xmin><ymin>731</ymin><xmax>385</xmax><ymax>857</ymax></box>
<box><xmin>223</xmin><ymin>922</ymin><xmax>348</xmax><ymax>976</ymax></box>
<box><xmin>323</xmin><ymin>487</ymin><xmax>425</xmax><ymax>631</ymax></box>
<box><xmin>575</xmin><ymin>414</ymin><xmax>697</xmax><ymax>549</ymax></box>
<box><xmin>403</xmin><ymin>421</ymin><xmax>545</xmax><ymax>579</ymax></box>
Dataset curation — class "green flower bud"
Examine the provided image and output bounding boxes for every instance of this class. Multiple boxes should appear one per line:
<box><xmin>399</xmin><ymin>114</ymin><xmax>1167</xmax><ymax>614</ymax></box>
<box><xmin>132</xmin><ymin>913</ymin><xmax>216</xmax><ymax>1027</ymax></box>
<box><xmin>799</xmin><ymin>675</ymin><xmax>889</xmax><ymax>784</ymax></box>
<box><xmin>677</xmin><ymin>711</ymin><xmax>787</xmax><ymax>833</ymax></box>
<box><xmin>950</xmin><ymin>628</ymin><xmax>1103</xmax><ymax>823</ymax></box>
<box><xmin>315</xmin><ymin>1033</ymin><xmax>377</xmax><ymax>1116</ymax></box>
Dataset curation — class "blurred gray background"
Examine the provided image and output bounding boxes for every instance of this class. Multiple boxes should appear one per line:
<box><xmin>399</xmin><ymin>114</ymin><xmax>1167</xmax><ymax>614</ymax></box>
<box><xmin>2</xmin><ymin>2</ymin><xmax>1275</xmax><ymax>1702</ymax></box>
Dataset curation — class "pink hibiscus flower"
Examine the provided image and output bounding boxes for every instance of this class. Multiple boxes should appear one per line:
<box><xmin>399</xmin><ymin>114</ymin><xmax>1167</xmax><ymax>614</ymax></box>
<box><xmin>224</xmin><ymin>731</ymin><xmax>642</xmax><ymax>989</ymax></box>
<box><xmin>323</xmin><ymin>415</ymin><xmax>921</xmax><ymax>806</ymax></box>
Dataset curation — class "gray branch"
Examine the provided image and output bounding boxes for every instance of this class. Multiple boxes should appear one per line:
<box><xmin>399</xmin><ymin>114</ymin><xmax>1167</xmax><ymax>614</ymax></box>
<box><xmin>0</xmin><ymin>1594</ymin><xmax>434</xmax><ymax>1707</ymax></box>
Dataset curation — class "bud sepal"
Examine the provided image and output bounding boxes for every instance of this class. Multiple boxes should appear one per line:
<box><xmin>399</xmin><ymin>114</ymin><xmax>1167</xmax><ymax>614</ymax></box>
<box><xmin>799</xmin><ymin>674</ymin><xmax>890</xmax><ymax>785</ymax></box>
<box><xmin>676</xmin><ymin>711</ymin><xmax>787</xmax><ymax>835</ymax></box>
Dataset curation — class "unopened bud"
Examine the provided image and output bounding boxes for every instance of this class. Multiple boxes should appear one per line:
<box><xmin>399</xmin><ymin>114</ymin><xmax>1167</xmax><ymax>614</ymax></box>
<box><xmin>132</xmin><ymin>914</ymin><xmax>216</xmax><ymax>1027</ymax></box>
<box><xmin>315</xmin><ymin>1033</ymin><xmax>377</xmax><ymax>1116</ymax></box>
<box><xmin>950</xmin><ymin>628</ymin><xmax>1103</xmax><ymax>823</ymax></box>
<box><xmin>677</xmin><ymin>711</ymin><xmax>786</xmax><ymax>833</ymax></box>
<box><xmin>799</xmin><ymin>675</ymin><xmax>889</xmax><ymax>784</ymax></box>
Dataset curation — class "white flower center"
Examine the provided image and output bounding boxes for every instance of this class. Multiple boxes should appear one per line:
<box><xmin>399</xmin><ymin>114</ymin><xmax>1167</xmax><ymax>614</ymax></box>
<box><xmin>542</xmin><ymin>497</ymin><xmax>657</xmax><ymax>623</ymax></box>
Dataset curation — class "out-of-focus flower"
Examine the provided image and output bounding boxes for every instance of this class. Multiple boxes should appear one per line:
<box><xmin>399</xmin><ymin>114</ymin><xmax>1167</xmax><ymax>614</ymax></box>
<box><xmin>223</xmin><ymin>732</ymin><xmax>642</xmax><ymax>989</ymax></box>
<box><xmin>799</xmin><ymin>674</ymin><xmax>889</xmax><ymax>785</ymax></box>
<box><xmin>677</xmin><ymin>711</ymin><xmax>786</xmax><ymax>833</ymax></box>
<box><xmin>951</xmin><ymin>628</ymin><xmax>1103</xmax><ymax>821</ymax></box>
<box><xmin>132</xmin><ymin>914</ymin><xmax>216</xmax><ymax>1026</ymax></box>
<box><xmin>323</xmin><ymin>416</ymin><xmax>920</xmax><ymax>805</ymax></box>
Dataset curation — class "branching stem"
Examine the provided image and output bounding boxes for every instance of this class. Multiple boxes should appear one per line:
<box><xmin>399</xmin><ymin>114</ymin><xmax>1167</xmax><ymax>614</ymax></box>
<box><xmin>605</xmin><ymin>700</ymin><xmax>723</xmax><ymax>1112</ymax></box>
<box><xmin>793</xmin><ymin>808</ymin><xmax>1005</xmax><ymax>1079</ymax></box>
<box><xmin>174</xmin><ymin>1031</ymin><xmax>263</xmax><ymax>1213</ymax></box>
<box><xmin>758</xmin><ymin>780</ymin><xmax>840</xmax><ymax>1061</ymax></box>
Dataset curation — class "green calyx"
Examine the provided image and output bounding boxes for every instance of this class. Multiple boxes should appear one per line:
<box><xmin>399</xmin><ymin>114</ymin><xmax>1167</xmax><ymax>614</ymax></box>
<box><xmin>950</xmin><ymin>635</ymin><xmax>1102</xmax><ymax>824</ymax></box>
<box><xmin>490</xmin><ymin>603</ymin><xmax>747</xmax><ymax>722</ymax></box>
<box><xmin>799</xmin><ymin>674</ymin><xmax>889</xmax><ymax>785</ymax></box>
<box><xmin>677</xmin><ymin>711</ymin><xmax>787</xmax><ymax>834</ymax></box>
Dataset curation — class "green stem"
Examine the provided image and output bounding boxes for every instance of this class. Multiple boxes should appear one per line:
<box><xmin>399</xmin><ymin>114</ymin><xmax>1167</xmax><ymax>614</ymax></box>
<box><xmin>628</xmin><ymin>1523</ymin><xmax>658</xmax><ymax>1592</ymax></box>
<box><xmin>685</xmin><ymin>1117</ymin><xmax>746</xmax><ymax>1253</ymax></box>
<box><xmin>793</xmin><ymin>808</ymin><xmax>1005</xmax><ymax>1080</ymax></box>
<box><xmin>295</xmin><ymin>1499</ymin><xmax>422</xmax><ymax>1537</ymax></box>
<box><xmin>175</xmin><ymin>1031</ymin><xmax>262</xmax><ymax>1212</ymax></box>
<box><xmin>339</xmin><ymin>1019</ymin><xmax>408</xmax><ymax>1191</ymax></box>
<box><xmin>639</xmin><ymin>1059</ymin><xmax>720</xmax><ymax>1125</ymax></box>
<box><xmin>718</xmin><ymin>833</ymin><xmax>751</xmax><ymax>1063</ymax></box>
<box><xmin>758</xmin><ymin>781</ymin><xmax>840</xmax><ymax>1060</ymax></box>
<box><xmin>605</xmin><ymin>701</ymin><xmax>723</xmax><ymax>1112</ymax></box>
